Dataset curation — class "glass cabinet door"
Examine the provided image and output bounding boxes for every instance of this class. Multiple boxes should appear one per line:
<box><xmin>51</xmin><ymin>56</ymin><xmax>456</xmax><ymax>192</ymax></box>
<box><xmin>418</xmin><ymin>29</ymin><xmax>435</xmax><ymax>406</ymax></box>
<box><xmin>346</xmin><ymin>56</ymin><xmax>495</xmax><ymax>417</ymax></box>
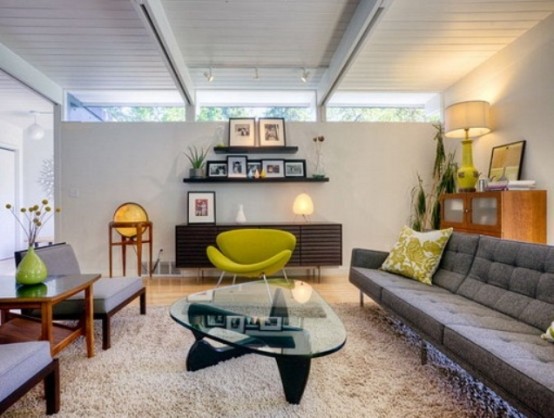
<box><xmin>443</xmin><ymin>198</ymin><xmax>464</xmax><ymax>223</ymax></box>
<box><xmin>471</xmin><ymin>197</ymin><xmax>498</xmax><ymax>226</ymax></box>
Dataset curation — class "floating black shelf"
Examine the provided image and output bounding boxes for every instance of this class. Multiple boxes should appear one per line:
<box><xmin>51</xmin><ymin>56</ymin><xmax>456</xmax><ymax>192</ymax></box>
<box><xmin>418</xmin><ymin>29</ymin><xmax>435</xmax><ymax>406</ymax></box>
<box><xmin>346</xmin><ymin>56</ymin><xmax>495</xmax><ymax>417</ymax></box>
<box><xmin>213</xmin><ymin>146</ymin><xmax>299</xmax><ymax>154</ymax></box>
<box><xmin>183</xmin><ymin>177</ymin><xmax>329</xmax><ymax>184</ymax></box>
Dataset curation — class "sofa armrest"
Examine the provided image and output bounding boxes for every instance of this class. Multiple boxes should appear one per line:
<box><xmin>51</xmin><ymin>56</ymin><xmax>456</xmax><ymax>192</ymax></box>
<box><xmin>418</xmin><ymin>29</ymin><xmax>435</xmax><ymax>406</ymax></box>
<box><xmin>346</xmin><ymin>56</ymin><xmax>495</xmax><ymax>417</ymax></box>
<box><xmin>350</xmin><ymin>248</ymin><xmax>389</xmax><ymax>270</ymax></box>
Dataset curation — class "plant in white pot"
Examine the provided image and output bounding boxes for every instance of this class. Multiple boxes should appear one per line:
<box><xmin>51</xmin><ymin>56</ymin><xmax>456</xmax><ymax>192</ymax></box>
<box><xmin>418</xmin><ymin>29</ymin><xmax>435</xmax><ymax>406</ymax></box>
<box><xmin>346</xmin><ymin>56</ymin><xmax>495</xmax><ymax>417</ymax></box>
<box><xmin>184</xmin><ymin>145</ymin><xmax>209</xmax><ymax>178</ymax></box>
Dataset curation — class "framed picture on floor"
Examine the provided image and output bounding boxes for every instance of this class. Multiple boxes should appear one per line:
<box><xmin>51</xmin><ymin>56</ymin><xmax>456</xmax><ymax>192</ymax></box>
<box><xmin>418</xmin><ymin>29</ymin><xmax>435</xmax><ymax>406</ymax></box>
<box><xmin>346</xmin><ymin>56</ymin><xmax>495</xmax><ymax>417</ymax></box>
<box><xmin>187</xmin><ymin>191</ymin><xmax>216</xmax><ymax>224</ymax></box>
<box><xmin>262</xmin><ymin>159</ymin><xmax>285</xmax><ymax>178</ymax></box>
<box><xmin>259</xmin><ymin>118</ymin><xmax>286</xmax><ymax>147</ymax></box>
<box><xmin>229</xmin><ymin>118</ymin><xmax>256</xmax><ymax>147</ymax></box>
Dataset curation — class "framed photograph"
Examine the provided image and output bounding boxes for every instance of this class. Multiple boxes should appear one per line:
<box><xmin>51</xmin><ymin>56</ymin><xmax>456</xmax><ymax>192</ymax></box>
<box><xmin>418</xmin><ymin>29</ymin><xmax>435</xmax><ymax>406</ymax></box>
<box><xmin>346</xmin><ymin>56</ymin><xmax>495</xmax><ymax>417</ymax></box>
<box><xmin>259</xmin><ymin>118</ymin><xmax>286</xmax><ymax>147</ymax></box>
<box><xmin>259</xmin><ymin>316</ymin><xmax>282</xmax><ymax>331</ymax></box>
<box><xmin>262</xmin><ymin>159</ymin><xmax>285</xmax><ymax>178</ymax></box>
<box><xmin>488</xmin><ymin>140</ymin><xmax>526</xmax><ymax>181</ymax></box>
<box><xmin>206</xmin><ymin>314</ymin><xmax>225</xmax><ymax>327</ymax></box>
<box><xmin>226</xmin><ymin>315</ymin><xmax>245</xmax><ymax>333</ymax></box>
<box><xmin>207</xmin><ymin>161</ymin><xmax>228</xmax><ymax>178</ymax></box>
<box><xmin>187</xmin><ymin>191</ymin><xmax>216</xmax><ymax>224</ymax></box>
<box><xmin>229</xmin><ymin>118</ymin><xmax>256</xmax><ymax>147</ymax></box>
<box><xmin>245</xmin><ymin>316</ymin><xmax>260</xmax><ymax>329</ymax></box>
<box><xmin>247</xmin><ymin>160</ymin><xmax>262</xmax><ymax>176</ymax></box>
<box><xmin>284</xmin><ymin>160</ymin><xmax>306</xmax><ymax>178</ymax></box>
<box><xmin>227</xmin><ymin>155</ymin><xmax>247</xmax><ymax>178</ymax></box>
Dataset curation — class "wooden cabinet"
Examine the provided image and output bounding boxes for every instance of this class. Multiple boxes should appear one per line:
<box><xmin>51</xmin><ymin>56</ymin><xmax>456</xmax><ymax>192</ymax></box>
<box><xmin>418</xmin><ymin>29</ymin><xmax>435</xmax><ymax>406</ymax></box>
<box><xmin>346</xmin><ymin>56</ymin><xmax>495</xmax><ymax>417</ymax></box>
<box><xmin>440</xmin><ymin>190</ymin><xmax>546</xmax><ymax>243</ymax></box>
<box><xmin>175</xmin><ymin>222</ymin><xmax>342</xmax><ymax>269</ymax></box>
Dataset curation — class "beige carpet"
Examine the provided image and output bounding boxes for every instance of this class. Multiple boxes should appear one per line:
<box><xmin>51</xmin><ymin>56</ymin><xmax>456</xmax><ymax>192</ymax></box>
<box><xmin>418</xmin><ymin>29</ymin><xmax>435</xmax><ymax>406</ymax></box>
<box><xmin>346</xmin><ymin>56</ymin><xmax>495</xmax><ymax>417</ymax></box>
<box><xmin>4</xmin><ymin>302</ymin><xmax>523</xmax><ymax>418</ymax></box>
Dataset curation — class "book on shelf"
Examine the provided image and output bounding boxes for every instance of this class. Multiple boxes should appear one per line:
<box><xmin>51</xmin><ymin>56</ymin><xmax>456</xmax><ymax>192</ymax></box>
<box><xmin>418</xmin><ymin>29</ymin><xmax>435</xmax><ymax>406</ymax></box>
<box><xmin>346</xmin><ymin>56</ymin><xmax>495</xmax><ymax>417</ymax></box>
<box><xmin>486</xmin><ymin>180</ymin><xmax>536</xmax><ymax>191</ymax></box>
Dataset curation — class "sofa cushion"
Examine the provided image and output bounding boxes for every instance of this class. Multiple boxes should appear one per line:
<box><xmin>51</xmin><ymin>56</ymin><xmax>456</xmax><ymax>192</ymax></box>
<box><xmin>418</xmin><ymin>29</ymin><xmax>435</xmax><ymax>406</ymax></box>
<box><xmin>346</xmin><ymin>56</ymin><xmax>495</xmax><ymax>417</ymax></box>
<box><xmin>444</xmin><ymin>324</ymin><xmax>554</xmax><ymax>418</ymax></box>
<box><xmin>381</xmin><ymin>285</ymin><xmax>540</xmax><ymax>345</ymax></box>
<box><xmin>457</xmin><ymin>235</ymin><xmax>554</xmax><ymax>331</ymax></box>
<box><xmin>381</xmin><ymin>226</ymin><xmax>453</xmax><ymax>285</ymax></box>
<box><xmin>0</xmin><ymin>342</ymin><xmax>52</xmax><ymax>402</ymax></box>
<box><xmin>433</xmin><ymin>232</ymin><xmax>479</xmax><ymax>292</ymax></box>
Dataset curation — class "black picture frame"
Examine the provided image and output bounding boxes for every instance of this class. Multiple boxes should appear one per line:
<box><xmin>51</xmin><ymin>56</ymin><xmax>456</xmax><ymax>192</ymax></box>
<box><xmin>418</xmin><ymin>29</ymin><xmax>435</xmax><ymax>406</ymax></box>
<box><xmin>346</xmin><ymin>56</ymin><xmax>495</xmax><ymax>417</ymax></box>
<box><xmin>187</xmin><ymin>191</ymin><xmax>216</xmax><ymax>224</ymax></box>
<box><xmin>259</xmin><ymin>118</ymin><xmax>286</xmax><ymax>147</ymax></box>
<box><xmin>207</xmin><ymin>161</ymin><xmax>228</xmax><ymax>178</ymax></box>
<box><xmin>488</xmin><ymin>140</ymin><xmax>526</xmax><ymax>181</ymax></box>
<box><xmin>262</xmin><ymin>159</ymin><xmax>285</xmax><ymax>178</ymax></box>
<box><xmin>229</xmin><ymin>118</ymin><xmax>256</xmax><ymax>147</ymax></box>
<box><xmin>227</xmin><ymin>155</ymin><xmax>248</xmax><ymax>178</ymax></box>
<box><xmin>247</xmin><ymin>160</ymin><xmax>262</xmax><ymax>177</ymax></box>
<box><xmin>284</xmin><ymin>160</ymin><xmax>306</xmax><ymax>178</ymax></box>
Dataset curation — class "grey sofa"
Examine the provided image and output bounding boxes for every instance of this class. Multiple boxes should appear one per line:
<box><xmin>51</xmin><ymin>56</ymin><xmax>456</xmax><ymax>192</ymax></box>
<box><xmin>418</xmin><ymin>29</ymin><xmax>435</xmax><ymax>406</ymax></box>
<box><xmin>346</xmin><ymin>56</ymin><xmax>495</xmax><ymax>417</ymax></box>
<box><xmin>349</xmin><ymin>232</ymin><xmax>554</xmax><ymax>418</ymax></box>
<box><xmin>0</xmin><ymin>341</ymin><xmax>59</xmax><ymax>415</ymax></box>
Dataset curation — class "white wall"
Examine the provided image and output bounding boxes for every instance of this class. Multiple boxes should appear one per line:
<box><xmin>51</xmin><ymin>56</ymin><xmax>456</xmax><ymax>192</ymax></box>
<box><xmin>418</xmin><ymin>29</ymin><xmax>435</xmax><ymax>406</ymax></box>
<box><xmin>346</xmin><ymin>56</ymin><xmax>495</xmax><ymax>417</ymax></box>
<box><xmin>444</xmin><ymin>13</ymin><xmax>554</xmax><ymax>242</ymax></box>
<box><xmin>58</xmin><ymin>121</ymin><xmax>438</xmax><ymax>276</ymax></box>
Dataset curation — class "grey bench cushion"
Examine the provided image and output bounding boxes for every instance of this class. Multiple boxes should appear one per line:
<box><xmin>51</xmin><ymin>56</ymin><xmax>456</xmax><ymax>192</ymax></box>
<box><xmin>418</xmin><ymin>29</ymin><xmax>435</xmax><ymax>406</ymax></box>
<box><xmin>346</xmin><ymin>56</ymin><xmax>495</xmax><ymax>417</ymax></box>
<box><xmin>433</xmin><ymin>232</ymin><xmax>480</xmax><ymax>292</ymax></box>
<box><xmin>458</xmin><ymin>235</ymin><xmax>554</xmax><ymax>331</ymax></box>
<box><xmin>444</xmin><ymin>324</ymin><xmax>554</xmax><ymax>418</ymax></box>
<box><xmin>52</xmin><ymin>277</ymin><xmax>144</xmax><ymax>315</ymax></box>
<box><xmin>0</xmin><ymin>342</ymin><xmax>52</xmax><ymax>402</ymax></box>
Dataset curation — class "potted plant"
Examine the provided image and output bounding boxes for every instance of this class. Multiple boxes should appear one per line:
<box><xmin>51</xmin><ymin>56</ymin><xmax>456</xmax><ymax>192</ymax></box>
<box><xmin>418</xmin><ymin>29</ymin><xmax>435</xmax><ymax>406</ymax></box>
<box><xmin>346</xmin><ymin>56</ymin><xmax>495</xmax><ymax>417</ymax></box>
<box><xmin>184</xmin><ymin>145</ymin><xmax>209</xmax><ymax>178</ymax></box>
<box><xmin>410</xmin><ymin>124</ymin><xmax>457</xmax><ymax>231</ymax></box>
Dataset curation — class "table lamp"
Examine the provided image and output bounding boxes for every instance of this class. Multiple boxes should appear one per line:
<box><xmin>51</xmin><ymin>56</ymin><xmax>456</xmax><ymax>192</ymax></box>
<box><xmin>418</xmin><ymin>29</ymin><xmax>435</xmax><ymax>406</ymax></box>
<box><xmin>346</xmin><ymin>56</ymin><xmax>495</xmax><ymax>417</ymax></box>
<box><xmin>293</xmin><ymin>193</ymin><xmax>314</xmax><ymax>222</ymax></box>
<box><xmin>444</xmin><ymin>100</ymin><xmax>491</xmax><ymax>192</ymax></box>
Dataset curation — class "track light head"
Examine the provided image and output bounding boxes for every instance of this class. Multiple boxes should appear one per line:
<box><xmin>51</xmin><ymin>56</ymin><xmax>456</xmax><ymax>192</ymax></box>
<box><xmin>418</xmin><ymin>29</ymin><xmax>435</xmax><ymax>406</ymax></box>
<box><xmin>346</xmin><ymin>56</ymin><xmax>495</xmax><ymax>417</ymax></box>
<box><xmin>203</xmin><ymin>68</ymin><xmax>214</xmax><ymax>82</ymax></box>
<box><xmin>300</xmin><ymin>68</ymin><xmax>310</xmax><ymax>83</ymax></box>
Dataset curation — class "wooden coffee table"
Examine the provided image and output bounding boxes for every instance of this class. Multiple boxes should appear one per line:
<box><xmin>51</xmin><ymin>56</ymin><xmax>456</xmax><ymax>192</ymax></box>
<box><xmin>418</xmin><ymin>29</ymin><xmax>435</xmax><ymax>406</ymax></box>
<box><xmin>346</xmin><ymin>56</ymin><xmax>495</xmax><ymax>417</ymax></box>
<box><xmin>0</xmin><ymin>274</ymin><xmax>100</xmax><ymax>357</ymax></box>
<box><xmin>170</xmin><ymin>279</ymin><xmax>346</xmax><ymax>404</ymax></box>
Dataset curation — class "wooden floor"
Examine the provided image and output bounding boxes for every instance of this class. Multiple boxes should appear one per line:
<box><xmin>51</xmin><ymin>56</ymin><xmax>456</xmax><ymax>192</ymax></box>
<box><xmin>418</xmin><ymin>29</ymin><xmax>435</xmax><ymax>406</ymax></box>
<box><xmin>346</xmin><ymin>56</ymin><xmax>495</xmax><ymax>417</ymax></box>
<box><xmin>143</xmin><ymin>274</ymin><xmax>360</xmax><ymax>306</ymax></box>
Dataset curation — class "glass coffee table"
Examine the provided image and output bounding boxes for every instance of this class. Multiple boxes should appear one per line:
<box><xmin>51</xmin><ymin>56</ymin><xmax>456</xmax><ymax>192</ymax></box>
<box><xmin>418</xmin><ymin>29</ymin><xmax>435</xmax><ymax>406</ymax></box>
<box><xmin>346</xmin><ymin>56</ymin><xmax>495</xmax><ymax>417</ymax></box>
<box><xmin>170</xmin><ymin>279</ymin><xmax>346</xmax><ymax>404</ymax></box>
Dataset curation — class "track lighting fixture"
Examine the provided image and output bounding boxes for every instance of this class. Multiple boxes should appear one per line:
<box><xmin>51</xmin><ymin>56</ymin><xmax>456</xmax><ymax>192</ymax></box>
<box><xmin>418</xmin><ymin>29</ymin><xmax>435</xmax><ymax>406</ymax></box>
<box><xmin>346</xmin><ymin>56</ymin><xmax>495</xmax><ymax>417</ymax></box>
<box><xmin>300</xmin><ymin>68</ymin><xmax>310</xmax><ymax>83</ymax></box>
<box><xmin>203</xmin><ymin>68</ymin><xmax>214</xmax><ymax>82</ymax></box>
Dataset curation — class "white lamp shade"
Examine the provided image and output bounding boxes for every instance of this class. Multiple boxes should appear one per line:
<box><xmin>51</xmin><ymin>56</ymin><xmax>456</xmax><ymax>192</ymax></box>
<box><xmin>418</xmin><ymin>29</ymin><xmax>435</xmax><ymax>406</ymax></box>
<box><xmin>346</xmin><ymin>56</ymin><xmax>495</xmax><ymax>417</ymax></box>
<box><xmin>27</xmin><ymin>122</ymin><xmax>45</xmax><ymax>140</ymax></box>
<box><xmin>293</xmin><ymin>193</ymin><xmax>314</xmax><ymax>216</ymax></box>
<box><xmin>291</xmin><ymin>281</ymin><xmax>313</xmax><ymax>304</ymax></box>
<box><xmin>444</xmin><ymin>100</ymin><xmax>491</xmax><ymax>139</ymax></box>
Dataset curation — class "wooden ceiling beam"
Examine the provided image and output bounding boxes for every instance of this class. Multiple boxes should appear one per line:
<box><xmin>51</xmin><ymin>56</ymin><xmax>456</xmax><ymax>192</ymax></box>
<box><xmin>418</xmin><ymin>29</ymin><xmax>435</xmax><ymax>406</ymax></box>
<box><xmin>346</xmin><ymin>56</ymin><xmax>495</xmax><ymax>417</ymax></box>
<box><xmin>316</xmin><ymin>0</ymin><xmax>391</xmax><ymax>106</ymax></box>
<box><xmin>132</xmin><ymin>0</ymin><xmax>195</xmax><ymax>105</ymax></box>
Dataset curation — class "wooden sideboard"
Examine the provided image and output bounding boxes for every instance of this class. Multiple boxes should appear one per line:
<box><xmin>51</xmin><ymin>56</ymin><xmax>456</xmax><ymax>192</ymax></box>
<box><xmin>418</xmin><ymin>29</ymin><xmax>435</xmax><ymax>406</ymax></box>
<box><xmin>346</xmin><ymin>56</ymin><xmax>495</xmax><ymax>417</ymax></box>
<box><xmin>440</xmin><ymin>190</ymin><xmax>546</xmax><ymax>243</ymax></box>
<box><xmin>175</xmin><ymin>222</ymin><xmax>342</xmax><ymax>277</ymax></box>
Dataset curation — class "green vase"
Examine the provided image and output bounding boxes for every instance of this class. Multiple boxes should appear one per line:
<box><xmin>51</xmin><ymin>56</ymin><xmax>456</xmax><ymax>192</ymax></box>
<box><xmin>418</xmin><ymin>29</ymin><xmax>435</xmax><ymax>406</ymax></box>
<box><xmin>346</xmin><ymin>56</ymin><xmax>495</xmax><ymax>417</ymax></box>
<box><xmin>16</xmin><ymin>246</ymin><xmax>48</xmax><ymax>285</ymax></box>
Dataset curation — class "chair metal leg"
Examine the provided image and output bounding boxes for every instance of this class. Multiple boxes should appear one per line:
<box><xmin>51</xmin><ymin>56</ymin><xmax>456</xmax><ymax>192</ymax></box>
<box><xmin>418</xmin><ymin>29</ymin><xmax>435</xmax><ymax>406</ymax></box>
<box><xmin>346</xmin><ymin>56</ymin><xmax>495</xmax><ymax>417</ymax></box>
<box><xmin>232</xmin><ymin>275</ymin><xmax>237</xmax><ymax>285</ymax></box>
<box><xmin>261</xmin><ymin>273</ymin><xmax>273</xmax><ymax>302</ymax></box>
<box><xmin>215</xmin><ymin>271</ymin><xmax>226</xmax><ymax>287</ymax></box>
<box><xmin>282</xmin><ymin>269</ymin><xmax>289</xmax><ymax>282</ymax></box>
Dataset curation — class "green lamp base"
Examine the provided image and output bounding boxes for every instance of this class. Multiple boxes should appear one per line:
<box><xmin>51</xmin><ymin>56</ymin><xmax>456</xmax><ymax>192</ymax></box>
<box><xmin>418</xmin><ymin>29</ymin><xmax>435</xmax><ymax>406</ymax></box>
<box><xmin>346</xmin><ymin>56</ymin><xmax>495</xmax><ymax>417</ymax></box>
<box><xmin>457</xmin><ymin>165</ymin><xmax>479</xmax><ymax>192</ymax></box>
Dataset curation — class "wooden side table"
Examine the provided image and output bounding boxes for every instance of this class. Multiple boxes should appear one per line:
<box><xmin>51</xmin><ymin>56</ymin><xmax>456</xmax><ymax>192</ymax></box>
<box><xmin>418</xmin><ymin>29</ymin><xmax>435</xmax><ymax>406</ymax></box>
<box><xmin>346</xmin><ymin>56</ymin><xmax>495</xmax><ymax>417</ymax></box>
<box><xmin>109</xmin><ymin>221</ymin><xmax>153</xmax><ymax>277</ymax></box>
<box><xmin>0</xmin><ymin>274</ymin><xmax>100</xmax><ymax>357</ymax></box>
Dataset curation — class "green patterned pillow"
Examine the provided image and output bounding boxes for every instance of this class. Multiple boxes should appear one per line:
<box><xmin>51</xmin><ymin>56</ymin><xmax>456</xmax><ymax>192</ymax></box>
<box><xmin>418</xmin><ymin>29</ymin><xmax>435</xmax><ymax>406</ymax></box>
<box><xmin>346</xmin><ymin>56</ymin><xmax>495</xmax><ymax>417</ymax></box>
<box><xmin>541</xmin><ymin>321</ymin><xmax>554</xmax><ymax>343</ymax></box>
<box><xmin>381</xmin><ymin>226</ymin><xmax>453</xmax><ymax>285</ymax></box>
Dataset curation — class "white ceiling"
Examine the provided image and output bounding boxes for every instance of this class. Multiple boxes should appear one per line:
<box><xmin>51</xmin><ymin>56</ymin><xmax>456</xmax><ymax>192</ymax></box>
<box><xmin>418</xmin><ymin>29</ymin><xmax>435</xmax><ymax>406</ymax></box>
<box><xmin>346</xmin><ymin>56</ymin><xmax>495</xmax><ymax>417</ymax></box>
<box><xmin>0</xmin><ymin>0</ymin><xmax>554</xmax><ymax>125</ymax></box>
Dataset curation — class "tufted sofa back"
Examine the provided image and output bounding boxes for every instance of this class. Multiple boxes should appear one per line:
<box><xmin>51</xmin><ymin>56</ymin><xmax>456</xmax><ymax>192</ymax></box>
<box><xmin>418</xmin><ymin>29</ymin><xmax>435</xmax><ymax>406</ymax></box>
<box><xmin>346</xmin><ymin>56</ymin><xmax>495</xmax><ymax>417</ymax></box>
<box><xmin>456</xmin><ymin>235</ymin><xmax>554</xmax><ymax>331</ymax></box>
<box><xmin>433</xmin><ymin>232</ymin><xmax>480</xmax><ymax>293</ymax></box>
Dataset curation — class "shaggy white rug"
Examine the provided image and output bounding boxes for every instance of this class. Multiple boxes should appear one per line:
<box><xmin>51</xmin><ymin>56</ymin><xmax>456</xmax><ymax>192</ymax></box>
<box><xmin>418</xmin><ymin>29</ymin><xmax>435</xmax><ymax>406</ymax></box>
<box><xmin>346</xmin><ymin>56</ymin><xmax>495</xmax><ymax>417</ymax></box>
<box><xmin>4</xmin><ymin>302</ymin><xmax>523</xmax><ymax>418</ymax></box>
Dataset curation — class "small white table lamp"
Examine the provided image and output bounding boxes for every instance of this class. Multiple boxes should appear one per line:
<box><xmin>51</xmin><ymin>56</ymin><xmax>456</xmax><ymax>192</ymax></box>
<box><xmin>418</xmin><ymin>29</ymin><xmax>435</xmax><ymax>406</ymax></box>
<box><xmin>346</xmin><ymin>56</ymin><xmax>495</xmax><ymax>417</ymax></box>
<box><xmin>293</xmin><ymin>193</ymin><xmax>314</xmax><ymax>222</ymax></box>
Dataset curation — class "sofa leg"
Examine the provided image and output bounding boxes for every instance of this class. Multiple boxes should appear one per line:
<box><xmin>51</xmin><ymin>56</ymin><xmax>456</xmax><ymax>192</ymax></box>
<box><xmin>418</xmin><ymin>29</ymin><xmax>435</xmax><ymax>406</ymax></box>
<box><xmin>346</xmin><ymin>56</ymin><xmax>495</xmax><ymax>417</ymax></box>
<box><xmin>102</xmin><ymin>318</ymin><xmax>111</xmax><ymax>350</ymax></box>
<box><xmin>420</xmin><ymin>341</ymin><xmax>428</xmax><ymax>365</ymax></box>
<box><xmin>45</xmin><ymin>359</ymin><xmax>60</xmax><ymax>415</ymax></box>
<box><xmin>140</xmin><ymin>290</ymin><xmax>147</xmax><ymax>315</ymax></box>
<box><xmin>359</xmin><ymin>291</ymin><xmax>364</xmax><ymax>307</ymax></box>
